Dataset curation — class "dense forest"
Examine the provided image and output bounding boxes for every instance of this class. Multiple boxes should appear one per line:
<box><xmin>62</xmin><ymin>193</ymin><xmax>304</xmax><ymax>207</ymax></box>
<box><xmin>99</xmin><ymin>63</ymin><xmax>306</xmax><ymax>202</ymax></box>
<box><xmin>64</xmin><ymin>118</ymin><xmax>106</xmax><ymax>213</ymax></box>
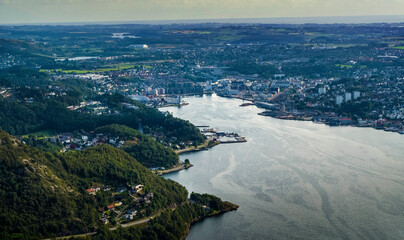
<box><xmin>0</xmin><ymin>130</ymin><xmax>237</xmax><ymax>239</ymax></box>
<box><xmin>0</xmin><ymin>130</ymin><xmax>188</xmax><ymax>239</ymax></box>
<box><xmin>0</xmin><ymin>86</ymin><xmax>204</xmax><ymax>145</ymax></box>
<box><xmin>90</xmin><ymin>193</ymin><xmax>238</xmax><ymax>240</ymax></box>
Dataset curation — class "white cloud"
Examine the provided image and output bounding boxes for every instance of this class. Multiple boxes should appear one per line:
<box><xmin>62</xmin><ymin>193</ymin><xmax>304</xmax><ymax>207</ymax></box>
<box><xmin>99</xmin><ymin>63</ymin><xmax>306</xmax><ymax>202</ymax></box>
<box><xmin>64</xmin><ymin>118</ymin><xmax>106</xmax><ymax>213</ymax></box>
<box><xmin>1</xmin><ymin>0</ymin><xmax>404</xmax><ymax>24</ymax></box>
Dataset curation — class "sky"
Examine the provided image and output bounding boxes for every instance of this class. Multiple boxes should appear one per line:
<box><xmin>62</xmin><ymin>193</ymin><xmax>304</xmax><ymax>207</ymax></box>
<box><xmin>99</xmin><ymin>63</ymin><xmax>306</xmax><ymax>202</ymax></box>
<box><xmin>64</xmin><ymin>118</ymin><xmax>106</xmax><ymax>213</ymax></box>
<box><xmin>0</xmin><ymin>0</ymin><xmax>404</xmax><ymax>24</ymax></box>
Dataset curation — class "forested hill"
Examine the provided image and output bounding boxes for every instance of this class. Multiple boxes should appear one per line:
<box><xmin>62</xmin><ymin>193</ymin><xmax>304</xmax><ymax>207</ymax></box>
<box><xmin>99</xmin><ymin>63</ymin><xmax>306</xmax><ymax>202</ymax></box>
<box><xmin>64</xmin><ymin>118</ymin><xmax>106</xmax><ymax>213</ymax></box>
<box><xmin>95</xmin><ymin>124</ymin><xmax>179</xmax><ymax>168</ymax></box>
<box><xmin>0</xmin><ymin>87</ymin><xmax>204</xmax><ymax>146</ymax></box>
<box><xmin>0</xmin><ymin>130</ymin><xmax>188</xmax><ymax>239</ymax></box>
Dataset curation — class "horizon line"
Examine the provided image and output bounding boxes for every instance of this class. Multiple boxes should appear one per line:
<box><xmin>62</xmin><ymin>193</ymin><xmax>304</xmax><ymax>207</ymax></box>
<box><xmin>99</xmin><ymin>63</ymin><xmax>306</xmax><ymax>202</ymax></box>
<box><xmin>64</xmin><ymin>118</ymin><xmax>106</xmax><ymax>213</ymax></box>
<box><xmin>1</xmin><ymin>14</ymin><xmax>404</xmax><ymax>26</ymax></box>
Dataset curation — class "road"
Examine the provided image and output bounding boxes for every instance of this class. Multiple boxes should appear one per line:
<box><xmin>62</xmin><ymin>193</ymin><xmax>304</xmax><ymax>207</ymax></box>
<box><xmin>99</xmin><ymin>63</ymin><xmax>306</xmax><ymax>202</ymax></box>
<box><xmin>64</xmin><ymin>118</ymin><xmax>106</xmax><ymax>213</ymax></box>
<box><xmin>43</xmin><ymin>214</ymin><xmax>156</xmax><ymax>240</ymax></box>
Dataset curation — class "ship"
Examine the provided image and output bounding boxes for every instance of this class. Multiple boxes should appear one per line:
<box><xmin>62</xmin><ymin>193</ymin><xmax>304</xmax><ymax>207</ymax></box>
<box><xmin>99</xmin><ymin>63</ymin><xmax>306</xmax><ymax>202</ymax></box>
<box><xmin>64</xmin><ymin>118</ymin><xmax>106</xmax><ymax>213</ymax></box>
<box><xmin>240</xmin><ymin>102</ymin><xmax>254</xmax><ymax>107</ymax></box>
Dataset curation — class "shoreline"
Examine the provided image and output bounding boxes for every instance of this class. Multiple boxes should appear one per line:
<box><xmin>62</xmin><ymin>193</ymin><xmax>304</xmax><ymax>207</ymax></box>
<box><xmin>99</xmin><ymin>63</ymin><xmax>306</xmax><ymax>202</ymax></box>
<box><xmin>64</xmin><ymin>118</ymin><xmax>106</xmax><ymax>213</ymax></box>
<box><xmin>182</xmin><ymin>203</ymin><xmax>239</xmax><ymax>240</ymax></box>
<box><xmin>160</xmin><ymin>137</ymin><xmax>247</xmax><ymax>175</ymax></box>
<box><xmin>216</xmin><ymin>94</ymin><xmax>403</xmax><ymax>136</ymax></box>
<box><xmin>156</xmin><ymin>163</ymin><xmax>194</xmax><ymax>175</ymax></box>
<box><xmin>156</xmin><ymin>102</ymin><xmax>189</xmax><ymax>108</ymax></box>
<box><xmin>175</xmin><ymin>140</ymin><xmax>221</xmax><ymax>155</ymax></box>
<box><xmin>43</xmin><ymin>200</ymin><xmax>239</xmax><ymax>240</ymax></box>
<box><xmin>258</xmin><ymin>110</ymin><xmax>404</xmax><ymax>135</ymax></box>
<box><xmin>153</xmin><ymin>141</ymin><xmax>220</xmax><ymax>175</ymax></box>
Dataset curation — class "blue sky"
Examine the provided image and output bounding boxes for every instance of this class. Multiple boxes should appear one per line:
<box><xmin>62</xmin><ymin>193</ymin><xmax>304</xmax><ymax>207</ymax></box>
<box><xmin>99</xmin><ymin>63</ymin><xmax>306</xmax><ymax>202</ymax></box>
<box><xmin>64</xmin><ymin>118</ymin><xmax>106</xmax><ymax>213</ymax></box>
<box><xmin>0</xmin><ymin>0</ymin><xmax>403</xmax><ymax>24</ymax></box>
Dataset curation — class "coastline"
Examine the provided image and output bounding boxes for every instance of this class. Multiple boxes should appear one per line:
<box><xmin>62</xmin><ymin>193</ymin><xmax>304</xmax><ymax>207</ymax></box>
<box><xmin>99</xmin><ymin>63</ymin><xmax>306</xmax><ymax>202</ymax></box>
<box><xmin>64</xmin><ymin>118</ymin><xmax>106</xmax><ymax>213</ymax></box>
<box><xmin>174</xmin><ymin>140</ymin><xmax>220</xmax><ymax>155</ymax></box>
<box><xmin>159</xmin><ymin>136</ymin><xmax>246</xmax><ymax>175</ymax></box>
<box><xmin>182</xmin><ymin>202</ymin><xmax>239</xmax><ymax>240</ymax></box>
<box><xmin>43</xmin><ymin>201</ymin><xmax>239</xmax><ymax>240</ymax></box>
<box><xmin>258</xmin><ymin>110</ymin><xmax>404</xmax><ymax>134</ymax></box>
<box><xmin>156</xmin><ymin>163</ymin><xmax>194</xmax><ymax>175</ymax></box>
<box><xmin>155</xmin><ymin>93</ymin><xmax>404</xmax><ymax>239</ymax></box>
<box><xmin>218</xmin><ymin>94</ymin><xmax>404</xmax><ymax>135</ymax></box>
<box><xmin>153</xmin><ymin>140</ymin><xmax>220</xmax><ymax>175</ymax></box>
<box><xmin>156</xmin><ymin>102</ymin><xmax>190</xmax><ymax>108</ymax></box>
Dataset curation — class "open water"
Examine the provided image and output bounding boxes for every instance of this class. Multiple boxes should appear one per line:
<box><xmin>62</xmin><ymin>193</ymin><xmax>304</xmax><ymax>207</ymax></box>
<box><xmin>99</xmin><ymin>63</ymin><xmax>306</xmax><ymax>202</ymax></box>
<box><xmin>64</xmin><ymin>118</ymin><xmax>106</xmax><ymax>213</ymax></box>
<box><xmin>161</xmin><ymin>94</ymin><xmax>404</xmax><ymax>240</ymax></box>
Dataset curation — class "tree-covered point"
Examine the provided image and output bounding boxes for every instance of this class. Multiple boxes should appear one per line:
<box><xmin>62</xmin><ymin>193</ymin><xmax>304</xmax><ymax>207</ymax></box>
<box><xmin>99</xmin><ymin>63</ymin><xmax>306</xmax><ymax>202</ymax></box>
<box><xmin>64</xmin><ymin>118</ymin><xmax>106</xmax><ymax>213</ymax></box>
<box><xmin>95</xmin><ymin>124</ymin><xmax>179</xmax><ymax>168</ymax></box>
<box><xmin>91</xmin><ymin>203</ymin><xmax>206</xmax><ymax>240</ymax></box>
<box><xmin>0</xmin><ymin>130</ymin><xmax>188</xmax><ymax>239</ymax></box>
<box><xmin>90</xmin><ymin>193</ymin><xmax>239</xmax><ymax>240</ymax></box>
<box><xmin>190</xmin><ymin>192</ymin><xmax>239</xmax><ymax>212</ymax></box>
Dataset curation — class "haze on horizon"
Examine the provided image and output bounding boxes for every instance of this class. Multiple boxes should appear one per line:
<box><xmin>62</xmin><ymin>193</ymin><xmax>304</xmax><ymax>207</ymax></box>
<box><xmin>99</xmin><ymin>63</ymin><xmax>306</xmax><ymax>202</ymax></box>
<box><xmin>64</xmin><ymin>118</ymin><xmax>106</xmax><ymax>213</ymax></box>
<box><xmin>0</xmin><ymin>0</ymin><xmax>404</xmax><ymax>25</ymax></box>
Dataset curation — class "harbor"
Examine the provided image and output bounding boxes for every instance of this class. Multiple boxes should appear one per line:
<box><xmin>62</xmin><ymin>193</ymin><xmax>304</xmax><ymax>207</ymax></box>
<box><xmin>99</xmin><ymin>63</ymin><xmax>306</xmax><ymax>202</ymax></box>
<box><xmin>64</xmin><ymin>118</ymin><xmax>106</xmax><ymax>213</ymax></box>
<box><xmin>200</xmin><ymin>127</ymin><xmax>247</xmax><ymax>144</ymax></box>
<box><xmin>152</xmin><ymin>126</ymin><xmax>247</xmax><ymax>175</ymax></box>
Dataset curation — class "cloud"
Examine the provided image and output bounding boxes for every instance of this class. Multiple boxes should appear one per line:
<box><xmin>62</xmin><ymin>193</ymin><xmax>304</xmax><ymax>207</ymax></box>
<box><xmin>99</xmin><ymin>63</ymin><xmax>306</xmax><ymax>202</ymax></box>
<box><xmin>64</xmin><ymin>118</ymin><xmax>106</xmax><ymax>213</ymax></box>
<box><xmin>1</xmin><ymin>0</ymin><xmax>404</xmax><ymax>24</ymax></box>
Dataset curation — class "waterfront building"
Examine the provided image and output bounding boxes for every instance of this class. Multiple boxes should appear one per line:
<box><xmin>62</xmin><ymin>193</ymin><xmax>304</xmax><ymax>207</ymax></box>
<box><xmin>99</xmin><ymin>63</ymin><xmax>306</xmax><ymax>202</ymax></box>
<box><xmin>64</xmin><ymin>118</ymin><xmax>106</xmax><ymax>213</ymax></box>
<box><xmin>228</xmin><ymin>89</ymin><xmax>239</xmax><ymax>95</ymax></box>
<box><xmin>205</xmin><ymin>81</ymin><xmax>212</xmax><ymax>91</ymax></box>
<box><xmin>129</xmin><ymin>95</ymin><xmax>150</xmax><ymax>103</ymax></box>
<box><xmin>157</xmin><ymin>88</ymin><xmax>166</xmax><ymax>95</ymax></box>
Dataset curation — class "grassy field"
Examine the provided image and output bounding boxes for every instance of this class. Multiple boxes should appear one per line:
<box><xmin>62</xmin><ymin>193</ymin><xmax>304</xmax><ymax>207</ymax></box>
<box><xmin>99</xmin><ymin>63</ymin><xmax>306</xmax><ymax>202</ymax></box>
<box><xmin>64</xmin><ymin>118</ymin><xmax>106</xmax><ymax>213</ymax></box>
<box><xmin>40</xmin><ymin>64</ymin><xmax>142</xmax><ymax>74</ymax></box>
<box><xmin>22</xmin><ymin>130</ymin><xmax>56</xmax><ymax>139</ymax></box>
<box><xmin>40</xmin><ymin>63</ymin><xmax>152</xmax><ymax>74</ymax></box>
<box><xmin>336</xmin><ymin>64</ymin><xmax>354</xmax><ymax>69</ymax></box>
<box><xmin>106</xmin><ymin>63</ymin><xmax>152</xmax><ymax>69</ymax></box>
<box><xmin>32</xmin><ymin>53</ymin><xmax>56</xmax><ymax>59</ymax></box>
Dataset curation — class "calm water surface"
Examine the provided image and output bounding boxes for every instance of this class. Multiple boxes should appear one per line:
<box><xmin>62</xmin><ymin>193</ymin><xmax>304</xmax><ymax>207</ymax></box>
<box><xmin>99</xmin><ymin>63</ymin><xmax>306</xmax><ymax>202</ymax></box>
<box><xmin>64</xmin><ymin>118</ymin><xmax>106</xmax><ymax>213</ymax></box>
<box><xmin>161</xmin><ymin>94</ymin><xmax>404</xmax><ymax>240</ymax></box>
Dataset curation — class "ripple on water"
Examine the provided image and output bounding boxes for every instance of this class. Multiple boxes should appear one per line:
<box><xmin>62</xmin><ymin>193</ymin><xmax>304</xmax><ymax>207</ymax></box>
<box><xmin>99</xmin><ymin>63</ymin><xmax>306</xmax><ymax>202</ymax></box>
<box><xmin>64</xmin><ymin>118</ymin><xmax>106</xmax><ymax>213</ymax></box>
<box><xmin>161</xmin><ymin>95</ymin><xmax>404</xmax><ymax>240</ymax></box>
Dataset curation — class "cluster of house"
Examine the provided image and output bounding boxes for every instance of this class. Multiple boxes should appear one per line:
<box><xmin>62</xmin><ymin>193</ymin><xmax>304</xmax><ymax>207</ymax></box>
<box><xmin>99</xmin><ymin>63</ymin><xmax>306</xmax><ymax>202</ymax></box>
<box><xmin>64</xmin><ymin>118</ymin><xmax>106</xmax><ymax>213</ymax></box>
<box><xmin>200</xmin><ymin>128</ymin><xmax>246</xmax><ymax>143</ymax></box>
<box><xmin>86</xmin><ymin>184</ymin><xmax>154</xmax><ymax>225</ymax></box>
<box><xmin>86</xmin><ymin>185</ymin><xmax>111</xmax><ymax>195</ymax></box>
<box><xmin>0</xmin><ymin>87</ymin><xmax>12</xmax><ymax>98</ymax></box>
<box><xmin>51</xmin><ymin>132</ymin><xmax>125</xmax><ymax>151</ymax></box>
<box><xmin>66</xmin><ymin>100</ymin><xmax>117</xmax><ymax>115</ymax></box>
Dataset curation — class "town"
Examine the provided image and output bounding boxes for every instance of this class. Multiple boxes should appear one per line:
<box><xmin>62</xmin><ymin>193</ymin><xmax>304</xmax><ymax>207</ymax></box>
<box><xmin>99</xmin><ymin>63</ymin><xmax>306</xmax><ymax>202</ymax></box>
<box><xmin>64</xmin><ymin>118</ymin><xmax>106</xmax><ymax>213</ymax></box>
<box><xmin>2</xmin><ymin>23</ymin><xmax>403</xmax><ymax>134</ymax></box>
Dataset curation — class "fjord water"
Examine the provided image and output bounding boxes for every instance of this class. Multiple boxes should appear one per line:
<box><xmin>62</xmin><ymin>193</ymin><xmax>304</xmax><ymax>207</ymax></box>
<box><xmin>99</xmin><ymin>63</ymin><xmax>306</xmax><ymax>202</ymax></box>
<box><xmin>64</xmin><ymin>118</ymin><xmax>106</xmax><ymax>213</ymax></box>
<box><xmin>161</xmin><ymin>94</ymin><xmax>404</xmax><ymax>240</ymax></box>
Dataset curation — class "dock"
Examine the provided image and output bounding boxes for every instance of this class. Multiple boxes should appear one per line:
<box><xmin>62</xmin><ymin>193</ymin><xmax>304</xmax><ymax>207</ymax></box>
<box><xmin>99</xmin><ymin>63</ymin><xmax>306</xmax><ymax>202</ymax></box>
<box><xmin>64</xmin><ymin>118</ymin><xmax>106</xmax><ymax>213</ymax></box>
<box><xmin>198</xmin><ymin>126</ymin><xmax>247</xmax><ymax>144</ymax></box>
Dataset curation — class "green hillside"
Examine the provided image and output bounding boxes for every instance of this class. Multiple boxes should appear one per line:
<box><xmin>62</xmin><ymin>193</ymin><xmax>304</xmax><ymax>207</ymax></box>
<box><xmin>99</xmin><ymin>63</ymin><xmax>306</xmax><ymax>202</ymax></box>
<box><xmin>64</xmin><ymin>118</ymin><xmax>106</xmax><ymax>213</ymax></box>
<box><xmin>0</xmin><ymin>130</ymin><xmax>188</xmax><ymax>239</ymax></box>
<box><xmin>95</xmin><ymin>124</ymin><xmax>179</xmax><ymax>168</ymax></box>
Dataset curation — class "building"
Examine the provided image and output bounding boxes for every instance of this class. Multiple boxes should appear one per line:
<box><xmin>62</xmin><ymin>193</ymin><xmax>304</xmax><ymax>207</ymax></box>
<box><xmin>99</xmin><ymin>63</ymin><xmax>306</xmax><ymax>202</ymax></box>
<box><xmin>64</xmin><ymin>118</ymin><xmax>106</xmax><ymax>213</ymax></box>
<box><xmin>165</xmin><ymin>96</ymin><xmax>182</xmax><ymax>104</ymax></box>
<box><xmin>318</xmin><ymin>87</ymin><xmax>326</xmax><ymax>95</ymax></box>
<box><xmin>205</xmin><ymin>81</ymin><xmax>212</xmax><ymax>91</ymax></box>
<box><xmin>344</xmin><ymin>92</ymin><xmax>352</xmax><ymax>102</ymax></box>
<box><xmin>132</xmin><ymin>184</ymin><xmax>144</xmax><ymax>193</ymax></box>
<box><xmin>146</xmin><ymin>88</ymin><xmax>158</xmax><ymax>96</ymax></box>
<box><xmin>129</xmin><ymin>95</ymin><xmax>150</xmax><ymax>103</ymax></box>
<box><xmin>353</xmin><ymin>91</ymin><xmax>361</xmax><ymax>99</ymax></box>
<box><xmin>336</xmin><ymin>95</ymin><xmax>344</xmax><ymax>105</ymax></box>
<box><xmin>274</xmin><ymin>74</ymin><xmax>285</xmax><ymax>79</ymax></box>
<box><xmin>129</xmin><ymin>44</ymin><xmax>149</xmax><ymax>49</ymax></box>
<box><xmin>228</xmin><ymin>89</ymin><xmax>239</xmax><ymax>96</ymax></box>
<box><xmin>157</xmin><ymin>88</ymin><xmax>165</xmax><ymax>95</ymax></box>
<box><xmin>271</xmin><ymin>80</ymin><xmax>290</xmax><ymax>88</ymax></box>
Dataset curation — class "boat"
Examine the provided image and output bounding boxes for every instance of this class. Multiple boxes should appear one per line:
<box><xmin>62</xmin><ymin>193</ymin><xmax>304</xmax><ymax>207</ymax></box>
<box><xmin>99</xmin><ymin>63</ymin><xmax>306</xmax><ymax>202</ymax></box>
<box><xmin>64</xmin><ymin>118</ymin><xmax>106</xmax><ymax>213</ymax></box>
<box><xmin>240</xmin><ymin>102</ymin><xmax>254</xmax><ymax>107</ymax></box>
